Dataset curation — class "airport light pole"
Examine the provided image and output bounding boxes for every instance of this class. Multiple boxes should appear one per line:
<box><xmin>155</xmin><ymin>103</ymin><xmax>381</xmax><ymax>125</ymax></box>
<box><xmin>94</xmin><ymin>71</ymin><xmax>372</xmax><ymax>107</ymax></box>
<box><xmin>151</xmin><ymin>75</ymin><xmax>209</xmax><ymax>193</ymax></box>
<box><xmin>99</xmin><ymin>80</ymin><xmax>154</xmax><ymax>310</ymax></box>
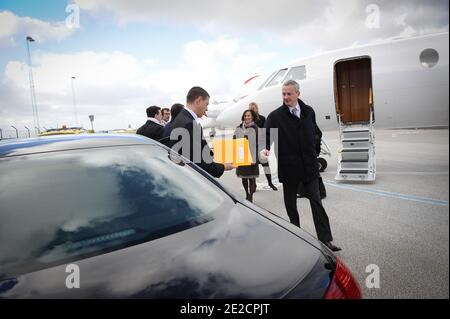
<box><xmin>88</xmin><ymin>114</ymin><xmax>95</xmax><ymax>132</ymax></box>
<box><xmin>71</xmin><ymin>76</ymin><xmax>80</xmax><ymax>127</ymax></box>
<box><xmin>26</xmin><ymin>36</ymin><xmax>40</xmax><ymax>133</ymax></box>
<box><xmin>24</xmin><ymin>126</ymin><xmax>30</xmax><ymax>137</ymax></box>
<box><xmin>11</xmin><ymin>126</ymin><xmax>18</xmax><ymax>139</ymax></box>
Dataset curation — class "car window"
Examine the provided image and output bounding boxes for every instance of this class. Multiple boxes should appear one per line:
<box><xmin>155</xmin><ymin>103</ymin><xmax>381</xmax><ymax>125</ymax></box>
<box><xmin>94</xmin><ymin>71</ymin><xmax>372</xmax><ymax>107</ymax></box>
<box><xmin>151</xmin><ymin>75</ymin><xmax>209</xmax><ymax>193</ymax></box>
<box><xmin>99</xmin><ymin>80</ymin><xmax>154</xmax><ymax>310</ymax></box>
<box><xmin>0</xmin><ymin>145</ymin><xmax>232</xmax><ymax>276</ymax></box>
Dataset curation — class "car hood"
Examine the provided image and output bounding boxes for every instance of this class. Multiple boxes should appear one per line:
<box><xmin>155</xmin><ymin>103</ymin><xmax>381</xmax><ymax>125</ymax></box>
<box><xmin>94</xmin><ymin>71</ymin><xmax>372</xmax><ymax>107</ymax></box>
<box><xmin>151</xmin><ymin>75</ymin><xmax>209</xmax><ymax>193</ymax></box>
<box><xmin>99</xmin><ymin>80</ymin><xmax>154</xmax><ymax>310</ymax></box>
<box><xmin>0</xmin><ymin>203</ymin><xmax>331</xmax><ymax>298</ymax></box>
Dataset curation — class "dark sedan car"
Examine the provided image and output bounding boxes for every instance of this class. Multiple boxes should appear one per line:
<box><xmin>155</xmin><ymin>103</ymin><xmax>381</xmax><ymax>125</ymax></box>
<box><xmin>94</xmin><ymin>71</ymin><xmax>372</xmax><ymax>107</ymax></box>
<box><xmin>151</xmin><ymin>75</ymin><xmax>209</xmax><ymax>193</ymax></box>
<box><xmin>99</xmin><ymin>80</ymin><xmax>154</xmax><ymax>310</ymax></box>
<box><xmin>0</xmin><ymin>134</ymin><xmax>361</xmax><ymax>298</ymax></box>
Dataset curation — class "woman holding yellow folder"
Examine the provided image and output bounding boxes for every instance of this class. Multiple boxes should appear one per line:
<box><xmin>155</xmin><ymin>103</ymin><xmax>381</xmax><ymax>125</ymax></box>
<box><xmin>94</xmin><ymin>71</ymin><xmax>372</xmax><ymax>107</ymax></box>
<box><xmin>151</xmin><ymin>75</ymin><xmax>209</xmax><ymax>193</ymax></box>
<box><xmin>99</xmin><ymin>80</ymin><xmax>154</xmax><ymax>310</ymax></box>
<box><xmin>233</xmin><ymin>110</ymin><xmax>260</xmax><ymax>202</ymax></box>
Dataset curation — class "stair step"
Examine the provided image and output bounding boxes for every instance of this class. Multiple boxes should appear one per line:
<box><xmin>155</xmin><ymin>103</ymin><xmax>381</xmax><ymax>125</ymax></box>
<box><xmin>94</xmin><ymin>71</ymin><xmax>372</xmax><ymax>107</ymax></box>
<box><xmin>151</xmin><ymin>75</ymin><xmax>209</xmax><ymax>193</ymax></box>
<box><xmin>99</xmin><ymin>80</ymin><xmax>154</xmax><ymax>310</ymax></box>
<box><xmin>341</xmin><ymin>150</ymin><xmax>369</xmax><ymax>160</ymax></box>
<box><xmin>342</xmin><ymin>129</ymin><xmax>370</xmax><ymax>133</ymax></box>
<box><xmin>343</xmin><ymin>142</ymin><xmax>370</xmax><ymax>149</ymax></box>
<box><xmin>339</xmin><ymin>169</ymin><xmax>369</xmax><ymax>174</ymax></box>
<box><xmin>342</xmin><ymin>131</ymin><xmax>370</xmax><ymax>139</ymax></box>
<box><xmin>341</xmin><ymin>159</ymin><xmax>369</xmax><ymax>163</ymax></box>
<box><xmin>342</xmin><ymin>138</ymin><xmax>369</xmax><ymax>142</ymax></box>
<box><xmin>341</xmin><ymin>148</ymin><xmax>369</xmax><ymax>152</ymax></box>
<box><xmin>340</xmin><ymin>162</ymin><xmax>369</xmax><ymax>169</ymax></box>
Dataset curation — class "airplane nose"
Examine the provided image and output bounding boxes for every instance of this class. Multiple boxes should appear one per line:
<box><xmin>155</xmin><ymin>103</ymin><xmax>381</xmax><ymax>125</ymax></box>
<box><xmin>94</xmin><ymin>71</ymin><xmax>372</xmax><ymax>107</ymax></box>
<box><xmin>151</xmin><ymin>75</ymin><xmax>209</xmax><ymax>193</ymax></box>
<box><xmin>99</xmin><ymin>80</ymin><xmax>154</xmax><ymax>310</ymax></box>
<box><xmin>216</xmin><ymin>107</ymin><xmax>235</xmax><ymax>126</ymax></box>
<box><xmin>216</xmin><ymin>102</ymin><xmax>246</xmax><ymax>127</ymax></box>
<box><xmin>216</xmin><ymin>96</ymin><xmax>253</xmax><ymax>127</ymax></box>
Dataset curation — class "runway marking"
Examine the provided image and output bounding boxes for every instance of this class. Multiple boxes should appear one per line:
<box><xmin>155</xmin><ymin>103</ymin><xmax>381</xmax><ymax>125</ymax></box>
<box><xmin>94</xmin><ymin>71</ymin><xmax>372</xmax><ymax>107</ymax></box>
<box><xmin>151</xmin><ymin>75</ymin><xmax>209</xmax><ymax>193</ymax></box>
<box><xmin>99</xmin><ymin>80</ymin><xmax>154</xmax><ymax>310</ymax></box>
<box><xmin>376</xmin><ymin>171</ymin><xmax>449</xmax><ymax>176</ymax></box>
<box><xmin>323</xmin><ymin>179</ymin><xmax>449</xmax><ymax>207</ymax></box>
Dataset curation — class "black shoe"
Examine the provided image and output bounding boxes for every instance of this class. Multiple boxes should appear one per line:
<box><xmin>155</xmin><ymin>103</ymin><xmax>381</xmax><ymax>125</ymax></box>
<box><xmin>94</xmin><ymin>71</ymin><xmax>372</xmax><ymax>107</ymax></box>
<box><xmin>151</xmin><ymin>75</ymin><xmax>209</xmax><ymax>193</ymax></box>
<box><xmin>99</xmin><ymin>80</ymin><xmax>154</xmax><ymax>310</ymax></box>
<box><xmin>324</xmin><ymin>241</ymin><xmax>342</xmax><ymax>252</ymax></box>
<box><xmin>269</xmin><ymin>183</ymin><xmax>278</xmax><ymax>191</ymax></box>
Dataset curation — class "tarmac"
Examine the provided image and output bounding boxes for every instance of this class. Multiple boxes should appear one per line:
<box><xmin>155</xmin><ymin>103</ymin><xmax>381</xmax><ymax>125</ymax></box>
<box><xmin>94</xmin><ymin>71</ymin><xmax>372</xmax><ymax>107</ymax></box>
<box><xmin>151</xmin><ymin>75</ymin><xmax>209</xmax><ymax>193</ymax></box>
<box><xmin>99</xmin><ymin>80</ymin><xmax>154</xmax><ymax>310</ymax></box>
<box><xmin>208</xmin><ymin>128</ymin><xmax>449</xmax><ymax>299</ymax></box>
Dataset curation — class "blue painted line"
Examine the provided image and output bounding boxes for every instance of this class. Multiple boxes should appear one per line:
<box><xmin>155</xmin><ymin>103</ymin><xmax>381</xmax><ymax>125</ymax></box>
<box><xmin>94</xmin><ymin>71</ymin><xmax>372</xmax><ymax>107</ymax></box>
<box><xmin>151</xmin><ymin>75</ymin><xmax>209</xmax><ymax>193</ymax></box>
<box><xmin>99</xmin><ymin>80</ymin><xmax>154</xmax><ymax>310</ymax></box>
<box><xmin>323</xmin><ymin>180</ymin><xmax>449</xmax><ymax>207</ymax></box>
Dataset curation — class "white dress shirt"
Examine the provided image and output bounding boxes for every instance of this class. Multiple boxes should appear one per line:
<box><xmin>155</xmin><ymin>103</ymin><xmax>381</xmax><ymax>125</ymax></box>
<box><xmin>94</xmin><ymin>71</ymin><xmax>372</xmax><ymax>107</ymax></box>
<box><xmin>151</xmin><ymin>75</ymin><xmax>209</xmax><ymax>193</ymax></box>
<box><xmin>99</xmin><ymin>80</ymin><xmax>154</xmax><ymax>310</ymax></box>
<box><xmin>184</xmin><ymin>107</ymin><xmax>201</xmax><ymax>124</ymax></box>
<box><xmin>147</xmin><ymin>117</ymin><xmax>163</xmax><ymax>126</ymax></box>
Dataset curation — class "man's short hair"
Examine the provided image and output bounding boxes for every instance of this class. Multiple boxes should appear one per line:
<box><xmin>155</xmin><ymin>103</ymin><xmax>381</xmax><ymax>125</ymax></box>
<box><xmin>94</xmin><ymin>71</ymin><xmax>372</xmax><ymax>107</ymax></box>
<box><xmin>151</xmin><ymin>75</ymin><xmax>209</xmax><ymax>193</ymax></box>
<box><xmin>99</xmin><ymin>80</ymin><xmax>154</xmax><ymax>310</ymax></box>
<box><xmin>161</xmin><ymin>107</ymin><xmax>170</xmax><ymax>114</ymax></box>
<box><xmin>283</xmin><ymin>80</ymin><xmax>300</xmax><ymax>93</ymax></box>
<box><xmin>170</xmin><ymin>103</ymin><xmax>185</xmax><ymax>120</ymax></box>
<box><xmin>186</xmin><ymin>86</ymin><xmax>210</xmax><ymax>104</ymax></box>
<box><xmin>146</xmin><ymin>105</ymin><xmax>161</xmax><ymax>118</ymax></box>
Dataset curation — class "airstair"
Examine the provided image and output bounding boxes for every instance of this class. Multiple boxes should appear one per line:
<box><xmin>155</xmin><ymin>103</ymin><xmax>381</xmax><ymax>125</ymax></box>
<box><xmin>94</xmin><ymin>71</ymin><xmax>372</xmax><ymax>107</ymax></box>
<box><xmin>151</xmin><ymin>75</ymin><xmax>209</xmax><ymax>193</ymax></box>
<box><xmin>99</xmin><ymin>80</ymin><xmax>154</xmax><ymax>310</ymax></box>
<box><xmin>335</xmin><ymin>110</ymin><xmax>376</xmax><ymax>182</ymax></box>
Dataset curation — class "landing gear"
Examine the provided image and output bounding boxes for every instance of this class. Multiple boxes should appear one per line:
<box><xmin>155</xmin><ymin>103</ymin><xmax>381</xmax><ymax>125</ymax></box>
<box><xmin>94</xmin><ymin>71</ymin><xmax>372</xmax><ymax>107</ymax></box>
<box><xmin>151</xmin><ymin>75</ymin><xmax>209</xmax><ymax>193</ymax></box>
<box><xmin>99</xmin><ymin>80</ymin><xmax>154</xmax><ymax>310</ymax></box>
<box><xmin>318</xmin><ymin>157</ymin><xmax>327</xmax><ymax>172</ymax></box>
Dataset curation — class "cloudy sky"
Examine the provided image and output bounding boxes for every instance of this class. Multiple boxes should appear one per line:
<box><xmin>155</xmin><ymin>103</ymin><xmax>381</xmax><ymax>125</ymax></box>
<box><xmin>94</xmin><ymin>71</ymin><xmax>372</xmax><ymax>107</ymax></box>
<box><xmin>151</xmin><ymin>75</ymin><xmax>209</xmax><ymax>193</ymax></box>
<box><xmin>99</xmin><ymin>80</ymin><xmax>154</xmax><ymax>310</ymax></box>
<box><xmin>0</xmin><ymin>0</ymin><xmax>448</xmax><ymax>133</ymax></box>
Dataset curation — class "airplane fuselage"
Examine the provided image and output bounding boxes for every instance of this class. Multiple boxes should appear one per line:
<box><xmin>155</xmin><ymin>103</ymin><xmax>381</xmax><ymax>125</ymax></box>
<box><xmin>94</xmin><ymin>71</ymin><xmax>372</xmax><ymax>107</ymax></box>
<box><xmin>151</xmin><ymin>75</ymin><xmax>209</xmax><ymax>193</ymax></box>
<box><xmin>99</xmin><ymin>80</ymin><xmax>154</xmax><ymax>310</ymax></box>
<box><xmin>217</xmin><ymin>33</ymin><xmax>449</xmax><ymax>130</ymax></box>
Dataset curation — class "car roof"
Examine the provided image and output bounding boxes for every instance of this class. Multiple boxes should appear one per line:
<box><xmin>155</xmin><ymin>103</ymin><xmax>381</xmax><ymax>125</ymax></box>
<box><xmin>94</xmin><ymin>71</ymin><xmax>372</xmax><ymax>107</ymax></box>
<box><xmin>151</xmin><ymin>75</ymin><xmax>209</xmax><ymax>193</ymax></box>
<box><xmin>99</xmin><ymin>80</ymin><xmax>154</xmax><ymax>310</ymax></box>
<box><xmin>0</xmin><ymin>134</ymin><xmax>156</xmax><ymax>158</ymax></box>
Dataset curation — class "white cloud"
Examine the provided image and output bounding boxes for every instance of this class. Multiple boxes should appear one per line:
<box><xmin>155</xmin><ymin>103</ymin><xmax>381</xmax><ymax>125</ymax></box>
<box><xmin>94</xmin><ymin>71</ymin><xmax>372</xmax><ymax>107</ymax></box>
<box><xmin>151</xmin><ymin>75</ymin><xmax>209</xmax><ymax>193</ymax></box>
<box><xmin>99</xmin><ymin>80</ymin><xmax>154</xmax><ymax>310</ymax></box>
<box><xmin>0</xmin><ymin>11</ymin><xmax>75</xmax><ymax>47</ymax></box>
<box><xmin>75</xmin><ymin>0</ymin><xmax>449</xmax><ymax>50</ymax></box>
<box><xmin>0</xmin><ymin>37</ymin><xmax>278</xmax><ymax>131</ymax></box>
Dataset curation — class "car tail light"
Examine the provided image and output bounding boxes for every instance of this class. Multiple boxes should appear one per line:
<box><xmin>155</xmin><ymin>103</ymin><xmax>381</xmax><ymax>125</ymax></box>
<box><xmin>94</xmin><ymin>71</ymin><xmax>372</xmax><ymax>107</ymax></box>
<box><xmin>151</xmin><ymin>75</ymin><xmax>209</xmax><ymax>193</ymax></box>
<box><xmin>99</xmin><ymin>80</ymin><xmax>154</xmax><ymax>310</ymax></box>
<box><xmin>324</xmin><ymin>257</ymin><xmax>362</xmax><ymax>299</ymax></box>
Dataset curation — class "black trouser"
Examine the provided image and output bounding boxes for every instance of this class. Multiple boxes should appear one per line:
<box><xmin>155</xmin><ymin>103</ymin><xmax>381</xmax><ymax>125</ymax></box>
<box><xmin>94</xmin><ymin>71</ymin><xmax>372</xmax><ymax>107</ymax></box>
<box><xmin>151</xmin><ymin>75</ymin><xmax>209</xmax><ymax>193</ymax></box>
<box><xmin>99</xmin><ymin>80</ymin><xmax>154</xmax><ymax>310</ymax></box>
<box><xmin>282</xmin><ymin>178</ymin><xmax>333</xmax><ymax>243</ymax></box>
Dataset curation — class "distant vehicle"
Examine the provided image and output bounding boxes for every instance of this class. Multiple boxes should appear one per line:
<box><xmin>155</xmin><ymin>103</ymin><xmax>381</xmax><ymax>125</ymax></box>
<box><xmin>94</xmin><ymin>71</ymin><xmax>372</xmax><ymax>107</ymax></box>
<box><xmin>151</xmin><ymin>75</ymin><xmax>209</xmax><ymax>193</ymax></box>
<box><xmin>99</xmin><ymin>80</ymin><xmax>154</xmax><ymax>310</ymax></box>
<box><xmin>0</xmin><ymin>135</ymin><xmax>360</xmax><ymax>299</ymax></box>
<box><xmin>109</xmin><ymin>128</ymin><xmax>137</xmax><ymax>134</ymax></box>
<box><xmin>38</xmin><ymin>126</ymin><xmax>88</xmax><ymax>136</ymax></box>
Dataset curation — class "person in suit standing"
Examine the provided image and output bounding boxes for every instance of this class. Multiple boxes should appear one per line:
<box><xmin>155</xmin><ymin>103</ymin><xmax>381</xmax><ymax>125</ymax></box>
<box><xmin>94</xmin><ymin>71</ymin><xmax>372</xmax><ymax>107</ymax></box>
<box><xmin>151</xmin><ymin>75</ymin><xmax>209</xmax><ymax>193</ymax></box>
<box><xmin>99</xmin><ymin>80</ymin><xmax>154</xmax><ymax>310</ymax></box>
<box><xmin>248</xmin><ymin>102</ymin><xmax>278</xmax><ymax>191</ymax></box>
<box><xmin>170</xmin><ymin>86</ymin><xmax>234</xmax><ymax>178</ymax></box>
<box><xmin>161</xmin><ymin>107</ymin><xmax>171</xmax><ymax>126</ymax></box>
<box><xmin>162</xmin><ymin>103</ymin><xmax>185</xmax><ymax>139</ymax></box>
<box><xmin>136</xmin><ymin>105</ymin><xmax>164</xmax><ymax>141</ymax></box>
<box><xmin>260</xmin><ymin>80</ymin><xmax>341</xmax><ymax>252</ymax></box>
<box><xmin>234</xmin><ymin>109</ymin><xmax>259</xmax><ymax>202</ymax></box>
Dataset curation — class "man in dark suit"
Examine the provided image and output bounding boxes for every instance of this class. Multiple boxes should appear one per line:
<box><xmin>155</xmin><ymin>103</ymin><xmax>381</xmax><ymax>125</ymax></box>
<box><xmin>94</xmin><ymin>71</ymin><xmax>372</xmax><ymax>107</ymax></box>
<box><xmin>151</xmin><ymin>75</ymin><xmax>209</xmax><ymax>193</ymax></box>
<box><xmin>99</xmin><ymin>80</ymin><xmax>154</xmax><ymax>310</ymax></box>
<box><xmin>169</xmin><ymin>87</ymin><xmax>234</xmax><ymax>178</ymax></box>
<box><xmin>261</xmin><ymin>80</ymin><xmax>341</xmax><ymax>251</ymax></box>
<box><xmin>136</xmin><ymin>106</ymin><xmax>164</xmax><ymax>141</ymax></box>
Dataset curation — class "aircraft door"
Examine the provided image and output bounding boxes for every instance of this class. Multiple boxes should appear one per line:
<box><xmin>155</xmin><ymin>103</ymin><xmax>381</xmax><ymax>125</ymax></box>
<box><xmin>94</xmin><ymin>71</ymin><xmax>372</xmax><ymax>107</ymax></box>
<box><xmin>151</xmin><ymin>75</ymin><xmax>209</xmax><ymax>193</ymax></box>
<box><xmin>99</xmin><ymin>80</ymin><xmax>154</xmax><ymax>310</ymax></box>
<box><xmin>334</xmin><ymin>57</ymin><xmax>373</xmax><ymax>124</ymax></box>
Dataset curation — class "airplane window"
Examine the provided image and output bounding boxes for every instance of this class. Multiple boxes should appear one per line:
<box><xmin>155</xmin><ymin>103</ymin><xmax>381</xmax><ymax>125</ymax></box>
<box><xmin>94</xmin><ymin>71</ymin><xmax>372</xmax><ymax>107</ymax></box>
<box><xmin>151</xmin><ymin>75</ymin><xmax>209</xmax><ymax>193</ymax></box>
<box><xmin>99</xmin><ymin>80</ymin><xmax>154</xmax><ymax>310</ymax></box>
<box><xmin>266</xmin><ymin>68</ymin><xmax>288</xmax><ymax>87</ymax></box>
<box><xmin>420</xmin><ymin>48</ymin><xmax>439</xmax><ymax>68</ymax></box>
<box><xmin>284</xmin><ymin>66</ymin><xmax>307</xmax><ymax>81</ymax></box>
<box><xmin>257</xmin><ymin>71</ymin><xmax>277</xmax><ymax>90</ymax></box>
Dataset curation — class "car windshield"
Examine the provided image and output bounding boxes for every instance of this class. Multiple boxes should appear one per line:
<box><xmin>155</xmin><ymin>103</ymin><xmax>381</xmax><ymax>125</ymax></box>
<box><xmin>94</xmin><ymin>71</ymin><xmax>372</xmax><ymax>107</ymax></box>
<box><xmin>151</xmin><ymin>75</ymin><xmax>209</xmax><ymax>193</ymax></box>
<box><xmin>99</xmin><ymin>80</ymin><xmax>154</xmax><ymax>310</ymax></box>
<box><xmin>0</xmin><ymin>145</ymin><xmax>231</xmax><ymax>277</ymax></box>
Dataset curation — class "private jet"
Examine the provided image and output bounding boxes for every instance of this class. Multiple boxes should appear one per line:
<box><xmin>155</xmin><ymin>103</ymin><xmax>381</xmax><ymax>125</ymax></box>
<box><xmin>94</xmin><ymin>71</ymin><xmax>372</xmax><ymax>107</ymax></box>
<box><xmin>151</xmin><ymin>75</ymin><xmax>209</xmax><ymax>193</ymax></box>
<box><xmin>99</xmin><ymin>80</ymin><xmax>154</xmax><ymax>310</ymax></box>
<box><xmin>216</xmin><ymin>32</ymin><xmax>449</xmax><ymax>181</ymax></box>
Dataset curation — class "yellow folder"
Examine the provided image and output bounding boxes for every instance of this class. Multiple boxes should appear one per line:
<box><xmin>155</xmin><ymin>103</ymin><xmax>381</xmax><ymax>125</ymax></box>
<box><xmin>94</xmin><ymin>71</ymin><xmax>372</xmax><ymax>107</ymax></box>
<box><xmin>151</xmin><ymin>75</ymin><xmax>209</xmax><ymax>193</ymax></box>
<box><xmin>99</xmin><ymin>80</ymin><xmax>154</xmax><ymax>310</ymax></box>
<box><xmin>212</xmin><ymin>138</ymin><xmax>253</xmax><ymax>166</ymax></box>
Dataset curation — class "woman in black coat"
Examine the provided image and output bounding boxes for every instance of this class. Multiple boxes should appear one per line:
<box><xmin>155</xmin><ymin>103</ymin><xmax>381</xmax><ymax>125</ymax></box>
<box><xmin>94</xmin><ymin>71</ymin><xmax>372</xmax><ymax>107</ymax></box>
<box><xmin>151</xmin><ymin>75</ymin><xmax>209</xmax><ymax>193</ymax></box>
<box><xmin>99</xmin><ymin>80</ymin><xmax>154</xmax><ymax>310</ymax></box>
<box><xmin>234</xmin><ymin>109</ymin><xmax>259</xmax><ymax>202</ymax></box>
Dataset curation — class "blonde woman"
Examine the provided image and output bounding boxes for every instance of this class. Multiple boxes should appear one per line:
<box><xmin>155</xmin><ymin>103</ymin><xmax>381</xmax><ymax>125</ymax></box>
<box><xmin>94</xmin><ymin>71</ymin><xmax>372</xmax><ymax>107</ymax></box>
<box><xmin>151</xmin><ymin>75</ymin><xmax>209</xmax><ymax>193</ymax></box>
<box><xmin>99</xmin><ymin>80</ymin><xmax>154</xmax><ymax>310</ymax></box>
<box><xmin>248</xmin><ymin>102</ymin><xmax>277</xmax><ymax>191</ymax></box>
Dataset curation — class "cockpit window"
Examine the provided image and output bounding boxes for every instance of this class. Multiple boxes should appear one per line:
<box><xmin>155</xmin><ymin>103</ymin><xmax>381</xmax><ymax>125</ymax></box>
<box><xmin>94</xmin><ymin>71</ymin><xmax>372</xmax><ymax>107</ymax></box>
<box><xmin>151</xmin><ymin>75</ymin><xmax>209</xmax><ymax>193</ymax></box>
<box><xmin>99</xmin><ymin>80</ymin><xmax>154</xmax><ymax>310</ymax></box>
<box><xmin>266</xmin><ymin>68</ymin><xmax>288</xmax><ymax>87</ymax></box>
<box><xmin>257</xmin><ymin>71</ymin><xmax>277</xmax><ymax>90</ymax></box>
<box><xmin>284</xmin><ymin>66</ymin><xmax>307</xmax><ymax>81</ymax></box>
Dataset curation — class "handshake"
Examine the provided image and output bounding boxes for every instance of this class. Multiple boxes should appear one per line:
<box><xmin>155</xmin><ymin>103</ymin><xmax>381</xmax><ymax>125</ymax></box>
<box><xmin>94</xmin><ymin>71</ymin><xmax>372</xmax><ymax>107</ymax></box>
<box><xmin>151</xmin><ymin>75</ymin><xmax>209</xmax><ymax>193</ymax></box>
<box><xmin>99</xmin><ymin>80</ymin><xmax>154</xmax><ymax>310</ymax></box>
<box><xmin>223</xmin><ymin>163</ymin><xmax>236</xmax><ymax>171</ymax></box>
<box><xmin>260</xmin><ymin>149</ymin><xmax>270</xmax><ymax>161</ymax></box>
<box><xmin>221</xmin><ymin>150</ymin><xmax>270</xmax><ymax>171</ymax></box>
